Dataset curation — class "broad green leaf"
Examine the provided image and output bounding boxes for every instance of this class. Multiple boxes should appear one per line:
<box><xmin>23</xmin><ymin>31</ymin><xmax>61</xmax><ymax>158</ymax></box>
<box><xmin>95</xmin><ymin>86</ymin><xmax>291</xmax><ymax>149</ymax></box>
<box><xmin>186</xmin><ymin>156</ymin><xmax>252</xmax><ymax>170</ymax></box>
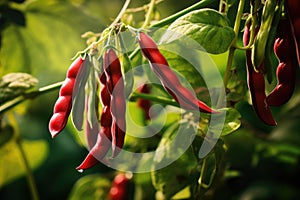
<box><xmin>68</xmin><ymin>174</ymin><xmax>111</xmax><ymax>200</ymax></box>
<box><xmin>159</xmin><ymin>43</ymin><xmax>205</xmax><ymax>89</ymax></box>
<box><xmin>151</xmin><ymin>123</ymin><xmax>198</xmax><ymax>199</ymax></box>
<box><xmin>0</xmin><ymin>139</ymin><xmax>48</xmax><ymax>187</ymax></box>
<box><xmin>160</xmin><ymin>8</ymin><xmax>235</xmax><ymax>54</ymax></box>
<box><xmin>0</xmin><ymin>72</ymin><xmax>38</xmax><ymax>104</ymax></box>
<box><xmin>221</xmin><ymin>108</ymin><xmax>241</xmax><ymax>136</ymax></box>
<box><xmin>226</xmin><ymin>69</ymin><xmax>248</xmax><ymax>102</ymax></box>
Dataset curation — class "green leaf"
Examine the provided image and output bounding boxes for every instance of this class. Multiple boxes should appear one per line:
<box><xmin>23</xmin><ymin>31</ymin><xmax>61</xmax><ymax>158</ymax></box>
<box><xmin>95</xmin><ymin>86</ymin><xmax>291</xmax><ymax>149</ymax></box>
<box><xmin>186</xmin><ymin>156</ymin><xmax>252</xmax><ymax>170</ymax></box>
<box><xmin>160</xmin><ymin>8</ymin><xmax>235</xmax><ymax>54</ymax></box>
<box><xmin>159</xmin><ymin>43</ymin><xmax>205</xmax><ymax>89</ymax></box>
<box><xmin>0</xmin><ymin>72</ymin><xmax>38</xmax><ymax>104</ymax></box>
<box><xmin>200</xmin><ymin>108</ymin><xmax>241</xmax><ymax>137</ymax></box>
<box><xmin>68</xmin><ymin>174</ymin><xmax>111</xmax><ymax>200</ymax></box>
<box><xmin>151</xmin><ymin>123</ymin><xmax>198</xmax><ymax>199</ymax></box>
<box><xmin>221</xmin><ymin>108</ymin><xmax>241</xmax><ymax>136</ymax></box>
<box><xmin>226</xmin><ymin>69</ymin><xmax>247</xmax><ymax>102</ymax></box>
<box><xmin>0</xmin><ymin>139</ymin><xmax>48</xmax><ymax>187</ymax></box>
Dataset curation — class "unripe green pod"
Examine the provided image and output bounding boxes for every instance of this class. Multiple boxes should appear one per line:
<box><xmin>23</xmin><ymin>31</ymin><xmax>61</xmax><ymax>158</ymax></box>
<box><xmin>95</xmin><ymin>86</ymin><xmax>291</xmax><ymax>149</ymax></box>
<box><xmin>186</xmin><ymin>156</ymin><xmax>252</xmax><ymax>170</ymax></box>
<box><xmin>252</xmin><ymin>0</ymin><xmax>278</xmax><ymax>72</ymax></box>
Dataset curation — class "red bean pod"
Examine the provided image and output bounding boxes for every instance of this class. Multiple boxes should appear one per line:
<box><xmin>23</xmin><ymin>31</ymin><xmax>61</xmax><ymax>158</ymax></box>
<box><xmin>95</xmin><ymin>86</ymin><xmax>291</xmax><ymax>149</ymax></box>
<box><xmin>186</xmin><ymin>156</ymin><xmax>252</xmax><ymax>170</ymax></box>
<box><xmin>138</xmin><ymin>32</ymin><xmax>217</xmax><ymax>114</ymax></box>
<box><xmin>109</xmin><ymin>173</ymin><xmax>131</xmax><ymax>200</ymax></box>
<box><xmin>243</xmin><ymin>24</ymin><xmax>276</xmax><ymax>126</ymax></box>
<box><xmin>285</xmin><ymin>0</ymin><xmax>300</xmax><ymax>66</ymax></box>
<box><xmin>76</xmin><ymin>72</ymin><xmax>113</xmax><ymax>171</ymax></box>
<box><xmin>103</xmin><ymin>49</ymin><xmax>126</xmax><ymax>157</ymax></box>
<box><xmin>49</xmin><ymin>57</ymin><xmax>84</xmax><ymax>138</ymax></box>
<box><xmin>266</xmin><ymin>20</ymin><xmax>298</xmax><ymax>106</ymax></box>
<box><xmin>137</xmin><ymin>84</ymin><xmax>152</xmax><ymax>120</ymax></box>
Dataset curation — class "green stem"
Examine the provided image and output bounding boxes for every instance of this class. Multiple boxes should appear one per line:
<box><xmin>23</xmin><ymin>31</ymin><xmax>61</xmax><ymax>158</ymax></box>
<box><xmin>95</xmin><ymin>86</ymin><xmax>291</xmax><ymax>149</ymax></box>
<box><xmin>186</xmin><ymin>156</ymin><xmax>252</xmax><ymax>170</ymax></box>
<box><xmin>15</xmin><ymin>136</ymin><xmax>39</xmax><ymax>200</ymax></box>
<box><xmin>198</xmin><ymin>157</ymin><xmax>208</xmax><ymax>187</ymax></box>
<box><xmin>125</xmin><ymin>0</ymin><xmax>163</xmax><ymax>13</ymax></box>
<box><xmin>0</xmin><ymin>81</ymin><xmax>63</xmax><ymax>114</ymax></box>
<box><xmin>142</xmin><ymin>0</ymin><xmax>156</xmax><ymax>28</ymax></box>
<box><xmin>130</xmin><ymin>92</ymin><xmax>178</xmax><ymax>107</ymax></box>
<box><xmin>111</xmin><ymin>0</ymin><xmax>131</xmax><ymax>27</ymax></box>
<box><xmin>150</xmin><ymin>0</ymin><xmax>217</xmax><ymax>28</ymax></box>
<box><xmin>217</xmin><ymin>0</ymin><xmax>245</xmax><ymax>107</ymax></box>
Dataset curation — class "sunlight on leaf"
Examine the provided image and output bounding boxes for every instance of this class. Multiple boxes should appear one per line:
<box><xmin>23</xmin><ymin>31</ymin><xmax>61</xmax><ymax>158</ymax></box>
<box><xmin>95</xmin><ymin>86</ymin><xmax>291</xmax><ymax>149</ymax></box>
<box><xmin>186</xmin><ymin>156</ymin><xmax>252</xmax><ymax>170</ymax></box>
<box><xmin>160</xmin><ymin>8</ymin><xmax>235</xmax><ymax>54</ymax></box>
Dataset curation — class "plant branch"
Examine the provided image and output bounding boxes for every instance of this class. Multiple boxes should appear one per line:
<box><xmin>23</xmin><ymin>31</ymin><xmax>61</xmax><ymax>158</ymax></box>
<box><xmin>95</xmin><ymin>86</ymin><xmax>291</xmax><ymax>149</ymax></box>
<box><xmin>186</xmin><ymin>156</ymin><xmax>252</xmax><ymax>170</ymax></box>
<box><xmin>150</xmin><ymin>0</ymin><xmax>217</xmax><ymax>27</ymax></box>
<box><xmin>0</xmin><ymin>81</ymin><xmax>63</xmax><ymax>114</ymax></box>
<box><xmin>111</xmin><ymin>0</ymin><xmax>131</xmax><ymax>27</ymax></box>
<box><xmin>217</xmin><ymin>0</ymin><xmax>245</xmax><ymax>107</ymax></box>
<box><xmin>142</xmin><ymin>0</ymin><xmax>156</xmax><ymax>28</ymax></box>
<box><xmin>15</xmin><ymin>136</ymin><xmax>39</xmax><ymax>200</ymax></box>
<box><xmin>125</xmin><ymin>0</ymin><xmax>163</xmax><ymax>13</ymax></box>
<box><xmin>130</xmin><ymin>92</ymin><xmax>178</xmax><ymax>107</ymax></box>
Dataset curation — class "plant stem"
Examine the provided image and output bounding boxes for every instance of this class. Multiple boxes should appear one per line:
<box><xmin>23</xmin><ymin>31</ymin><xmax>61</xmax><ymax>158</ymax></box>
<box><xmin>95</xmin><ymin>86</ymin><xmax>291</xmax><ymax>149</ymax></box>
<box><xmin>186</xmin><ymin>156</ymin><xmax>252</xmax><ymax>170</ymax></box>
<box><xmin>111</xmin><ymin>0</ymin><xmax>131</xmax><ymax>27</ymax></box>
<box><xmin>217</xmin><ymin>0</ymin><xmax>245</xmax><ymax>107</ymax></box>
<box><xmin>142</xmin><ymin>0</ymin><xmax>156</xmax><ymax>28</ymax></box>
<box><xmin>150</xmin><ymin>0</ymin><xmax>217</xmax><ymax>28</ymax></box>
<box><xmin>0</xmin><ymin>81</ymin><xmax>63</xmax><ymax>114</ymax></box>
<box><xmin>130</xmin><ymin>92</ymin><xmax>179</xmax><ymax>107</ymax></box>
<box><xmin>125</xmin><ymin>0</ymin><xmax>163</xmax><ymax>13</ymax></box>
<box><xmin>15</xmin><ymin>136</ymin><xmax>39</xmax><ymax>200</ymax></box>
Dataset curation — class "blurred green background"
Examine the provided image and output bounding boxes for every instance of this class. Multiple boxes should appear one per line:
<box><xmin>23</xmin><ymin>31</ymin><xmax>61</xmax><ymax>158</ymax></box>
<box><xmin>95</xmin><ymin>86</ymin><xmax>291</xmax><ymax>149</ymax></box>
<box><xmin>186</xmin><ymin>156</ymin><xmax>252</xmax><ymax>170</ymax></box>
<box><xmin>1</xmin><ymin>0</ymin><xmax>300</xmax><ymax>199</ymax></box>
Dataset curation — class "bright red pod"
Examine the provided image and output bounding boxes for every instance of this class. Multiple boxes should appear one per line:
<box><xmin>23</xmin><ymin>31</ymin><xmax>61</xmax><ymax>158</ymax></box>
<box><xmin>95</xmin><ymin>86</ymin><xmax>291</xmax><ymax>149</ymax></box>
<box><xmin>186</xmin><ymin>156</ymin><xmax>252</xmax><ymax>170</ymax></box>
<box><xmin>67</xmin><ymin>57</ymin><xmax>84</xmax><ymax>78</ymax></box>
<box><xmin>109</xmin><ymin>187</ymin><xmax>126</xmax><ymax>200</ymax></box>
<box><xmin>49</xmin><ymin>112</ymin><xmax>70</xmax><ymax>136</ymax></box>
<box><xmin>59</xmin><ymin>78</ymin><xmax>75</xmax><ymax>96</ymax></box>
<box><xmin>49</xmin><ymin>57</ymin><xmax>84</xmax><ymax>137</ymax></box>
<box><xmin>53</xmin><ymin>96</ymin><xmax>72</xmax><ymax>113</ymax></box>
<box><xmin>138</xmin><ymin>32</ymin><xmax>217</xmax><ymax>114</ymax></box>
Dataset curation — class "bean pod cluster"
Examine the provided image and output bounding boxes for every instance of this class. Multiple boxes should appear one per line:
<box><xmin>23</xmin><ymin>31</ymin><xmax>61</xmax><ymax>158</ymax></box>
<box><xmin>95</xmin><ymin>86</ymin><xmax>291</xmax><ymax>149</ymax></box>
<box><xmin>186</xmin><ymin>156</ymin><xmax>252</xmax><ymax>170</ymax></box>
<box><xmin>244</xmin><ymin>0</ymin><xmax>300</xmax><ymax>125</ymax></box>
<box><xmin>243</xmin><ymin>24</ymin><xmax>276</xmax><ymax>126</ymax></box>
<box><xmin>76</xmin><ymin>48</ymin><xmax>126</xmax><ymax>170</ymax></box>
<box><xmin>49</xmin><ymin>31</ymin><xmax>217</xmax><ymax>170</ymax></box>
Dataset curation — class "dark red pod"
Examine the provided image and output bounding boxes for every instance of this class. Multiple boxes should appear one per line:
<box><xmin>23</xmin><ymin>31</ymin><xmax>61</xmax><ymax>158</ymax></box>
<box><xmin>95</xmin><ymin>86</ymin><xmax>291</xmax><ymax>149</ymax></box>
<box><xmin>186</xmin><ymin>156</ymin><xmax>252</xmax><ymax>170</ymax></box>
<box><xmin>137</xmin><ymin>84</ymin><xmax>152</xmax><ymax>120</ymax></box>
<box><xmin>285</xmin><ymin>0</ymin><xmax>300</xmax><ymax>66</ymax></box>
<box><xmin>103</xmin><ymin>48</ymin><xmax>126</xmax><ymax>157</ymax></box>
<box><xmin>266</xmin><ymin>20</ymin><xmax>298</xmax><ymax>106</ymax></box>
<box><xmin>138</xmin><ymin>32</ymin><xmax>217</xmax><ymax>114</ymax></box>
<box><xmin>243</xmin><ymin>24</ymin><xmax>276</xmax><ymax>126</ymax></box>
<box><xmin>76</xmin><ymin>71</ymin><xmax>113</xmax><ymax>171</ymax></box>
<box><xmin>76</xmin><ymin>127</ymin><xmax>112</xmax><ymax>171</ymax></box>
